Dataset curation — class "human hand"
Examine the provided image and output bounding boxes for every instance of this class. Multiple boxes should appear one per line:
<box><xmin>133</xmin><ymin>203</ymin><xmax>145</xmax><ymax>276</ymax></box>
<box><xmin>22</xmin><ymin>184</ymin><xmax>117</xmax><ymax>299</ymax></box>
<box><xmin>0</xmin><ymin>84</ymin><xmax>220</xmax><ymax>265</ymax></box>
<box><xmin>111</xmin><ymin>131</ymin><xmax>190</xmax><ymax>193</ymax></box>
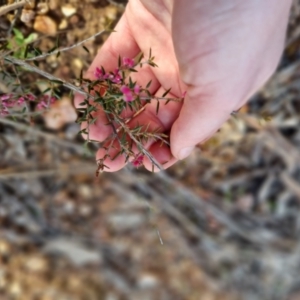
<box><xmin>75</xmin><ymin>0</ymin><xmax>292</xmax><ymax>172</ymax></box>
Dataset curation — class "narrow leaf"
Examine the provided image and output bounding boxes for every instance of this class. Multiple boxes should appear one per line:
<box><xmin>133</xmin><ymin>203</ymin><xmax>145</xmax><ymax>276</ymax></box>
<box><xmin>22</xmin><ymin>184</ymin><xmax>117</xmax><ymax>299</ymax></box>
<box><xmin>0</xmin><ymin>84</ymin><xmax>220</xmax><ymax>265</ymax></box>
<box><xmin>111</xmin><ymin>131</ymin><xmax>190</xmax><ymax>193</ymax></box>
<box><xmin>162</xmin><ymin>88</ymin><xmax>171</xmax><ymax>98</ymax></box>
<box><xmin>82</xmin><ymin>45</ymin><xmax>89</xmax><ymax>53</ymax></box>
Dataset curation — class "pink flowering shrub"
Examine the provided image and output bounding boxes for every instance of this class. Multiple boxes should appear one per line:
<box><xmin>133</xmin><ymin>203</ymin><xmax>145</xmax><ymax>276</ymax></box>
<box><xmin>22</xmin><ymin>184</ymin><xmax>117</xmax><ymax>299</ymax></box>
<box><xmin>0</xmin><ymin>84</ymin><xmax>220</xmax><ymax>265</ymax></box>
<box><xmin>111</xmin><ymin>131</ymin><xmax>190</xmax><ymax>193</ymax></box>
<box><xmin>0</xmin><ymin>93</ymin><xmax>57</xmax><ymax>116</ymax></box>
<box><xmin>77</xmin><ymin>51</ymin><xmax>182</xmax><ymax>172</ymax></box>
<box><xmin>1</xmin><ymin>38</ymin><xmax>181</xmax><ymax>173</ymax></box>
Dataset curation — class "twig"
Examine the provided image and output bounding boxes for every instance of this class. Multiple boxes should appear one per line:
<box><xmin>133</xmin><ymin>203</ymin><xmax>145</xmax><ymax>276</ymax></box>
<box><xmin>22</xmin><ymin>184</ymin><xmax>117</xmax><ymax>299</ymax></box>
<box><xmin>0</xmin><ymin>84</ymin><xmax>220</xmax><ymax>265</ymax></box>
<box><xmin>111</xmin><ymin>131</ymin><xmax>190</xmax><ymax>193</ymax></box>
<box><xmin>5</xmin><ymin>56</ymin><xmax>90</xmax><ymax>98</ymax></box>
<box><xmin>24</xmin><ymin>30</ymin><xmax>108</xmax><ymax>61</ymax></box>
<box><xmin>0</xmin><ymin>163</ymin><xmax>96</xmax><ymax>179</ymax></box>
<box><xmin>0</xmin><ymin>117</ymin><xmax>88</xmax><ymax>155</ymax></box>
<box><xmin>5</xmin><ymin>56</ymin><xmax>164</xmax><ymax>170</ymax></box>
<box><xmin>0</xmin><ymin>0</ymin><xmax>27</xmax><ymax>17</ymax></box>
<box><xmin>114</xmin><ymin>114</ymin><xmax>163</xmax><ymax>171</ymax></box>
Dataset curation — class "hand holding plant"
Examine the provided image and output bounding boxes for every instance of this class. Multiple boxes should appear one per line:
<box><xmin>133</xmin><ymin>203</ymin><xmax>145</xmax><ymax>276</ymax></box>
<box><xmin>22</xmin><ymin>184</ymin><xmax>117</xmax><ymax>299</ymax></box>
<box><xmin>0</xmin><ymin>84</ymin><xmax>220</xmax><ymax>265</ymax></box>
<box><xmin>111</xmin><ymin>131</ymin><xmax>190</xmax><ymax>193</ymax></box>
<box><xmin>75</xmin><ymin>0</ymin><xmax>292</xmax><ymax>172</ymax></box>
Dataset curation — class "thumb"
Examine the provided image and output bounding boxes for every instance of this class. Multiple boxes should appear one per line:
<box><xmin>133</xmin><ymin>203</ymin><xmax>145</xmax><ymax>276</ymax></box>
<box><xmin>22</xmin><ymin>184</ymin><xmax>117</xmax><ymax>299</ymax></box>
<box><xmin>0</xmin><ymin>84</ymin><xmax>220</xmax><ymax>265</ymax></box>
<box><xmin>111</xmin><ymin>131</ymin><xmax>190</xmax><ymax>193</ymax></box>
<box><xmin>170</xmin><ymin>91</ymin><xmax>234</xmax><ymax>160</ymax></box>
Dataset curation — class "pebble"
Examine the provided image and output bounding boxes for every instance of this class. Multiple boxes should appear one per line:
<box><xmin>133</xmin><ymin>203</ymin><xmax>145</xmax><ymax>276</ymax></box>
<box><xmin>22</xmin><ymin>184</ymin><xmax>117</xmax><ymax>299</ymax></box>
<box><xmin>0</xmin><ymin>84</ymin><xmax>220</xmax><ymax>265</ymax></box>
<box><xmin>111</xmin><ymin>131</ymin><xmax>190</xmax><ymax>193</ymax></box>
<box><xmin>43</xmin><ymin>96</ymin><xmax>77</xmax><ymax>130</ymax></box>
<box><xmin>137</xmin><ymin>274</ymin><xmax>159</xmax><ymax>289</ymax></box>
<box><xmin>59</xmin><ymin>19</ymin><xmax>68</xmax><ymax>30</ymax></box>
<box><xmin>108</xmin><ymin>213</ymin><xmax>145</xmax><ymax>231</ymax></box>
<box><xmin>49</xmin><ymin>0</ymin><xmax>59</xmax><ymax>10</ymax></box>
<box><xmin>36</xmin><ymin>2</ymin><xmax>49</xmax><ymax>15</ymax></box>
<box><xmin>20</xmin><ymin>9</ymin><xmax>35</xmax><ymax>23</ymax></box>
<box><xmin>33</xmin><ymin>15</ymin><xmax>57</xmax><ymax>35</ymax></box>
<box><xmin>61</xmin><ymin>5</ymin><xmax>77</xmax><ymax>18</ymax></box>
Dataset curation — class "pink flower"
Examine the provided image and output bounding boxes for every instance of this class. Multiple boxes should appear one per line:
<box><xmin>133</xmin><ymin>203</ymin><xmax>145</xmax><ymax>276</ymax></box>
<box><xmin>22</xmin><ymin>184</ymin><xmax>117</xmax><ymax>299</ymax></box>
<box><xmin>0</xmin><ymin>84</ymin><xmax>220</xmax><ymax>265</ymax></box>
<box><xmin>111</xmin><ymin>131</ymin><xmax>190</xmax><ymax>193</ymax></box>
<box><xmin>25</xmin><ymin>94</ymin><xmax>36</xmax><ymax>101</ymax></box>
<box><xmin>110</xmin><ymin>69</ymin><xmax>122</xmax><ymax>84</ymax></box>
<box><xmin>123</xmin><ymin>57</ymin><xmax>135</xmax><ymax>68</ymax></box>
<box><xmin>133</xmin><ymin>84</ymin><xmax>140</xmax><ymax>95</ymax></box>
<box><xmin>120</xmin><ymin>86</ymin><xmax>131</xmax><ymax>94</ymax></box>
<box><xmin>94</xmin><ymin>67</ymin><xmax>108</xmax><ymax>80</ymax></box>
<box><xmin>0</xmin><ymin>94</ymin><xmax>11</xmax><ymax>101</ymax></box>
<box><xmin>123</xmin><ymin>92</ymin><xmax>133</xmax><ymax>102</ymax></box>
<box><xmin>16</xmin><ymin>97</ymin><xmax>25</xmax><ymax>106</ymax></box>
<box><xmin>0</xmin><ymin>106</ymin><xmax>9</xmax><ymax>116</ymax></box>
<box><xmin>36</xmin><ymin>95</ymin><xmax>57</xmax><ymax>110</ymax></box>
<box><xmin>120</xmin><ymin>84</ymin><xmax>141</xmax><ymax>102</ymax></box>
<box><xmin>120</xmin><ymin>85</ymin><xmax>133</xmax><ymax>102</ymax></box>
<box><xmin>36</xmin><ymin>101</ymin><xmax>47</xmax><ymax>110</ymax></box>
<box><xmin>132</xmin><ymin>154</ymin><xmax>144</xmax><ymax>168</ymax></box>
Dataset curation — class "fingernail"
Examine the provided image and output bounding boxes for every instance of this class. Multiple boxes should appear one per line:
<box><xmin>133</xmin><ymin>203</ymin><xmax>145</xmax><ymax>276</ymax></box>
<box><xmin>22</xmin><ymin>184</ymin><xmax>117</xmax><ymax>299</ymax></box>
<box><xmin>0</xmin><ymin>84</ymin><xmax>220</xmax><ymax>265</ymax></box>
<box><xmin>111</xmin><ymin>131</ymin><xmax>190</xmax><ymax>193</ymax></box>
<box><xmin>178</xmin><ymin>146</ymin><xmax>194</xmax><ymax>160</ymax></box>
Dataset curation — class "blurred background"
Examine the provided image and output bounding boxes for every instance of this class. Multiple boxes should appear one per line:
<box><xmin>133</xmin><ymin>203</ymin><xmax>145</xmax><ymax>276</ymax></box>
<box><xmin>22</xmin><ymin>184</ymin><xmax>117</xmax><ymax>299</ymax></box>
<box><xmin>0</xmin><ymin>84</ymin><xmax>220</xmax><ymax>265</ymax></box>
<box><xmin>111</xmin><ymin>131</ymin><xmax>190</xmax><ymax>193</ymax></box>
<box><xmin>1</xmin><ymin>0</ymin><xmax>300</xmax><ymax>299</ymax></box>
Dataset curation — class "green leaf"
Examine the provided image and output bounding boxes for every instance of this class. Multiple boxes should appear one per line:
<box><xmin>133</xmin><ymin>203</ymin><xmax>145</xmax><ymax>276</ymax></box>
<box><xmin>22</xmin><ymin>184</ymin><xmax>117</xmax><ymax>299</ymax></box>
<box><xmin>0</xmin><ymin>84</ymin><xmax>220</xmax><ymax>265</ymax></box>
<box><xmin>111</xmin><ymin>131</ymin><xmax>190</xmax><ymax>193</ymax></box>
<box><xmin>33</xmin><ymin>47</ymin><xmax>42</xmax><ymax>55</ymax></box>
<box><xmin>13</xmin><ymin>28</ymin><xmax>24</xmax><ymax>41</ymax></box>
<box><xmin>48</xmin><ymin>45</ymin><xmax>57</xmax><ymax>53</ymax></box>
<box><xmin>156</xmin><ymin>101</ymin><xmax>160</xmax><ymax>115</ymax></box>
<box><xmin>24</xmin><ymin>45</ymin><xmax>29</xmax><ymax>58</ymax></box>
<box><xmin>90</xmin><ymin>117</ymin><xmax>98</xmax><ymax>124</ymax></box>
<box><xmin>78</xmin><ymin>128</ymin><xmax>88</xmax><ymax>135</ymax></box>
<box><xmin>146</xmin><ymin>80</ymin><xmax>152</xmax><ymax>89</ymax></box>
<box><xmin>118</xmin><ymin>55</ymin><xmax>121</xmax><ymax>68</ymax></box>
<box><xmin>42</xmin><ymin>87</ymin><xmax>51</xmax><ymax>94</ymax></box>
<box><xmin>82</xmin><ymin>45</ymin><xmax>89</xmax><ymax>53</ymax></box>
<box><xmin>24</xmin><ymin>33</ymin><xmax>37</xmax><ymax>44</ymax></box>
<box><xmin>162</xmin><ymin>88</ymin><xmax>171</xmax><ymax>98</ymax></box>
<box><xmin>137</xmin><ymin>52</ymin><xmax>144</xmax><ymax>63</ymax></box>
<box><xmin>129</xmin><ymin>76</ymin><xmax>133</xmax><ymax>88</ymax></box>
<box><xmin>51</xmin><ymin>79</ymin><xmax>63</xmax><ymax>84</ymax></box>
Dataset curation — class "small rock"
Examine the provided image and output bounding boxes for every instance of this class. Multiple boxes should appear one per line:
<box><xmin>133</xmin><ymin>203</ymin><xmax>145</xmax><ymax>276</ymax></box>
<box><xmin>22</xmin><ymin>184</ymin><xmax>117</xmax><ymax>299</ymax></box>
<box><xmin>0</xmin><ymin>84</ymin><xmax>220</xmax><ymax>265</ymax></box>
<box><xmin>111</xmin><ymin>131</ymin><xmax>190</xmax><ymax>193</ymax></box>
<box><xmin>44</xmin><ymin>238</ymin><xmax>101</xmax><ymax>266</ymax></box>
<box><xmin>137</xmin><ymin>273</ymin><xmax>159</xmax><ymax>289</ymax></box>
<box><xmin>0</xmin><ymin>240</ymin><xmax>11</xmax><ymax>256</ymax></box>
<box><xmin>20</xmin><ymin>9</ymin><xmax>35</xmax><ymax>23</ymax></box>
<box><xmin>72</xmin><ymin>58</ymin><xmax>83</xmax><ymax>70</ymax></box>
<box><xmin>9</xmin><ymin>282</ymin><xmax>22</xmax><ymax>297</ymax></box>
<box><xmin>49</xmin><ymin>0</ymin><xmax>59</xmax><ymax>10</ymax></box>
<box><xmin>25</xmin><ymin>256</ymin><xmax>48</xmax><ymax>273</ymax></box>
<box><xmin>105</xmin><ymin>6</ymin><xmax>118</xmax><ymax>20</ymax></box>
<box><xmin>24</xmin><ymin>0</ymin><xmax>36</xmax><ymax>10</ymax></box>
<box><xmin>34</xmin><ymin>15</ymin><xmax>57</xmax><ymax>35</ymax></box>
<box><xmin>43</xmin><ymin>96</ymin><xmax>77</xmax><ymax>130</ymax></box>
<box><xmin>78</xmin><ymin>184</ymin><xmax>92</xmax><ymax>199</ymax></box>
<box><xmin>79</xmin><ymin>205</ymin><xmax>92</xmax><ymax>217</ymax></box>
<box><xmin>69</xmin><ymin>14</ymin><xmax>80</xmax><ymax>25</ymax></box>
<box><xmin>59</xmin><ymin>19</ymin><xmax>68</xmax><ymax>30</ymax></box>
<box><xmin>61</xmin><ymin>5</ymin><xmax>76</xmax><ymax>18</ymax></box>
<box><xmin>36</xmin><ymin>2</ymin><xmax>49</xmax><ymax>15</ymax></box>
<box><xmin>108</xmin><ymin>213</ymin><xmax>145</xmax><ymax>231</ymax></box>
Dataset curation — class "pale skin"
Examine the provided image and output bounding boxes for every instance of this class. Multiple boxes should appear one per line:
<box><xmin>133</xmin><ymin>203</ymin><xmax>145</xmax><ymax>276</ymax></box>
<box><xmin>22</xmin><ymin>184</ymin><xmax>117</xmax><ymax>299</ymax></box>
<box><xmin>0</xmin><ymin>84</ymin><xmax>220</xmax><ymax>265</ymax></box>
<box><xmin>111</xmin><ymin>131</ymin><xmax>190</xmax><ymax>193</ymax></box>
<box><xmin>75</xmin><ymin>0</ymin><xmax>293</xmax><ymax>172</ymax></box>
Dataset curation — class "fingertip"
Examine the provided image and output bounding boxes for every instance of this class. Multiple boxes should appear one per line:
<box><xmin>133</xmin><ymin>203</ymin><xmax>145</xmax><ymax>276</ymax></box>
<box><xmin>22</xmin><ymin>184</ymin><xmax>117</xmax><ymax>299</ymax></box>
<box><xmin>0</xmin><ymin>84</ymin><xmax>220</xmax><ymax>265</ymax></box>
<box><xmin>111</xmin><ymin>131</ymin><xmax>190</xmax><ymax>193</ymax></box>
<box><xmin>96</xmin><ymin>147</ymin><xmax>127</xmax><ymax>172</ymax></box>
<box><xmin>143</xmin><ymin>142</ymin><xmax>177</xmax><ymax>172</ymax></box>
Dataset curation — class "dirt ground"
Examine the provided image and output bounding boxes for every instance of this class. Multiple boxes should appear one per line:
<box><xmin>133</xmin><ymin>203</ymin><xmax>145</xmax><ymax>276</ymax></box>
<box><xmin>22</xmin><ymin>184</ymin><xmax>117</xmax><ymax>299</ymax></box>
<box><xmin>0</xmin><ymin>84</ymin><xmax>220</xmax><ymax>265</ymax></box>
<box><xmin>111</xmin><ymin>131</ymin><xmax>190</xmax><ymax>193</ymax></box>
<box><xmin>1</xmin><ymin>0</ymin><xmax>300</xmax><ymax>300</ymax></box>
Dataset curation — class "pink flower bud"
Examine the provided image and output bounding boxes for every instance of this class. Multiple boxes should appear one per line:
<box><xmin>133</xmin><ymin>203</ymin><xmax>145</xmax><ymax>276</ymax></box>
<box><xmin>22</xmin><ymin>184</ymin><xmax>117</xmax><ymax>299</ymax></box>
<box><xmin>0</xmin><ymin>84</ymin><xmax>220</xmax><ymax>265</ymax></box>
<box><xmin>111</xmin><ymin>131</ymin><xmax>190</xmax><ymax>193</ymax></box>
<box><xmin>123</xmin><ymin>57</ymin><xmax>135</xmax><ymax>68</ymax></box>
<box><xmin>133</xmin><ymin>84</ymin><xmax>140</xmax><ymax>95</ymax></box>
<box><xmin>120</xmin><ymin>85</ymin><xmax>131</xmax><ymax>95</ymax></box>
<box><xmin>0</xmin><ymin>94</ymin><xmax>11</xmax><ymax>101</ymax></box>
<box><xmin>123</xmin><ymin>92</ymin><xmax>134</xmax><ymax>102</ymax></box>
<box><xmin>132</xmin><ymin>154</ymin><xmax>144</xmax><ymax>167</ymax></box>
<box><xmin>17</xmin><ymin>97</ymin><xmax>25</xmax><ymax>106</ymax></box>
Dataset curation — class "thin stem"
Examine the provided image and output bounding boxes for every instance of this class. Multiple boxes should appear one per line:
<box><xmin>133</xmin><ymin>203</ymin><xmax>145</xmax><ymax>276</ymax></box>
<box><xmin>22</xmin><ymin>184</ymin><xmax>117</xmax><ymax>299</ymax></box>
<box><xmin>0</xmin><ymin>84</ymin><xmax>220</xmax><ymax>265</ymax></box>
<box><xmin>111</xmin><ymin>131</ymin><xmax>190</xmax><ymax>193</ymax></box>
<box><xmin>24</xmin><ymin>30</ymin><xmax>108</xmax><ymax>61</ymax></box>
<box><xmin>5</xmin><ymin>56</ymin><xmax>93</xmax><ymax>98</ymax></box>
<box><xmin>113</xmin><ymin>114</ymin><xmax>163</xmax><ymax>171</ymax></box>
<box><xmin>0</xmin><ymin>0</ymin><xmax>27</xmax><ymax>17</ymax></box>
